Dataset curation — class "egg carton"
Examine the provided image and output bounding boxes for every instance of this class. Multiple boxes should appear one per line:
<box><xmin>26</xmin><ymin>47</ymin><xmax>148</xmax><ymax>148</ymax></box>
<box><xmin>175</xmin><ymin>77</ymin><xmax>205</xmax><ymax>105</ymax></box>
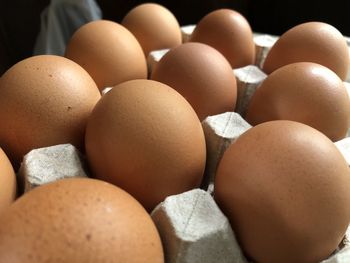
<box><xmin>127</xmin><ymin>25</ymin><xmax>350</xmax><ymax>262</ymax></box>
<box><xmin>16</xmin><ymin>111</ymin><xmax>350</xmax><ymax>263</ymax></box>
<box><xmin>13</xmin><ymin>25</ymin><xmax>350</xmax><ymax>263</ymax></box>
<box><xmin>17</xmin><ymin>112</ymin><xmax>350</xmax><ymax>263</ymax></box>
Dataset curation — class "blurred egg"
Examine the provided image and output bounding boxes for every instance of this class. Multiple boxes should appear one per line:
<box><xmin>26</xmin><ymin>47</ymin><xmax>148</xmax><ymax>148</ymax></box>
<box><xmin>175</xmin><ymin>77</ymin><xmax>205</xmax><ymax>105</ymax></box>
<box><xmin>122</xmin><ymin>3</ymin><xmax>182</xmax><ymax>57</ymax></box>
<box><xmin>215</xmin><ymin>120</ymin><xmax>350</xmax><ymax>263</ymax></box>
<box><xmin>0</xmin><ymin>55</ymin><xmax>101</xmax><ymax>168</ymax></box>
<box><xmin>85</xmin><ymin>79</ymin><xmax>206</xmax><ymax>211</ymax></box>
<box><xmin>263</xmin><ymin>22</ymin><xmax>349</xmax><ymax>80</ymax></box>
<box><xmin>0</xmin><ymin>148</ymin><xmax>16</xmax><ymax>214</ymax></box>
<box><xmin>151</xmin><ymin>42</ymin><xmax>237</xmax><ymax>120</ymax></box>
<box><xmin>246</xmin><ymin>62</ymin><xmax>350</xmax><ymax>141</ymax></box>
<box><xmin>0</xmin><ymin>178</ymin><xmax>164</xmax><ymax>262</ymax></box>
<box><xmin>190</xmin><ymin>9</ymin><xmax>255</xmax><ymax>69</ymax></box>
<box><xmin>65</xmin><ymin>20</ymin><xmax>147</xmax><ymax>90</ymax></box>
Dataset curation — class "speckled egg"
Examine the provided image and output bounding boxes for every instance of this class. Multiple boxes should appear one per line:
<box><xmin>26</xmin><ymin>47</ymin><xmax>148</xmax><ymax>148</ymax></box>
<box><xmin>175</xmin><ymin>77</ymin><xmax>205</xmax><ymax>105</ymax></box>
<box><xmin>215</xmin><ymin>120</ymin><xmax>350</xmax><ymax>263</ymax></box>
<box><xmin>85</xmin><ymin>79</ymin><xmax>206</xmax><ymax>211</ymax></box>
<box><xmin>0</xmin><ymin>178</ymin><xmax>164</xmax><ymax>262</ymax></box>
<box><xmin>0</xmin><ymin>55</ymin><xmax>101</xmax><ymax>168</ymax></box>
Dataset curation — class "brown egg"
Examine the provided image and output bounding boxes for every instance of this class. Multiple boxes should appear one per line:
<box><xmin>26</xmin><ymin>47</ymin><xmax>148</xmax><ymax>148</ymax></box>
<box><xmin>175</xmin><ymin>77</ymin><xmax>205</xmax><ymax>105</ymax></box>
<box><xmin>263</xmin><ymin>22</ymin><xmax>349</xmax><ymax>80</ymax></box>
<box><xmin>246</xmin><ymin>62</ymin><xmax>350</xmax><ymax>141</ymax></box>
<box><xmin>65</xmin><ymin>20</ymin><xmax>147</xmax><ymax>90</ymax></box>
<box><xmin>0</xmin><ymin>178</ymin><xmax>164</xmax><ymax>262</ymax></box>
<box><xmin>215</xmin><ymin>120</ymin><xmax>350</xmax><ymax>263</ymax></box>
<box><xmin>151</xmin><ymin>42</ymin><xmax>237</xmax><ymax>120</ymax></box>
<box><xmin>0</xmin><ymin>55</ymin><xmax>101</xmax><ymax>168</ymax></box>
<box><xmin>85</xmin><ymin>79</ymin><xmax>206</xmax><ymax>211</ymax></box>
<box><xmin>122</xmin><ymin>3</ymin><xmax>182</xmax><ymax>57</ymax></box>
<box><xmin>0</xmin><ymin>148</ymin><xmax>16</xmax><ymax>213</ymax></box>
<box><xmin>189</xmin><ymin>9</ymin><xmax>255</xmax><ymax>69</ymax></box>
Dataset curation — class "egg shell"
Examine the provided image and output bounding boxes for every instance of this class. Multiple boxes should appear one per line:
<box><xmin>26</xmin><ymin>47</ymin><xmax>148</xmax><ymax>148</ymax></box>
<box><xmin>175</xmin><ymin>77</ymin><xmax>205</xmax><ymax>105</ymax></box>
<box><xmin>263</xmin><ymin>22</ymin><xmax>350</xmax><ymax>80</ymax></box>
<box><xmin>246</xmin><ymin>62</ymin><xmax>350</xmax><ymax>141</ymax></box>
<box><xmin>151</xmin><ymin>42</ymin><xmax>237</xmax><ymax>121</ymax></box>
<box><xmin>122</xmin><ymin>3</ymin><xmax>182</xmax><ymax>57</ymax></box>
<box><xmin>65</xmin><ymin>20</ymin><xmax>147</xmax><ymax>90</ymax></box>
<box><xmin>190</xmin><ymin>9</ymin><xmax>255</xmax><ymax>69</ymax></box>
<box><xmin>0</xmin><ymin>55</ymin><xmax>101</xmax><ymax>168</ymax></box>
<box><xmin>85</xmin><ymin>79</ymin><xmax>206</xmax><ymax>212</ymax></box>
<box><xmin>215</xmin><ymin>120</ymin><xmax>350</xmax><ymax>263</ymax></box>
<box><xmin>0</xmin><ymin>178</ymin><xmax>164</xmax><ymax>262</ymax></box>
<box><xmin>0</xmin><ymin>148</ymin><xmax>16</xmax><ymax>214</ymax></box>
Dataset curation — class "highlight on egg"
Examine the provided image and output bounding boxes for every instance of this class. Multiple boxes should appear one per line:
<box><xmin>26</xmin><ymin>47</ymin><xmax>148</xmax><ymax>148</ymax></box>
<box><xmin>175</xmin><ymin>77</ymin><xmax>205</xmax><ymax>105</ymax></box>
<box><xmin>245</xmin><ymin>62</ymin><xmax>350</xmax><ymax>141</ymax></box>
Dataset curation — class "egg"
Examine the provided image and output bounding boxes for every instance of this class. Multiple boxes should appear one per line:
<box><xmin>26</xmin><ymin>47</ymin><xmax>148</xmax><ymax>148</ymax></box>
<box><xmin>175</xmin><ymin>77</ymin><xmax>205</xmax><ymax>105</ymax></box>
<box><xmin>245</xmin><ymin>62</ymin><xmax>350</xmax><ymax>141</ymax></box>
<box><xmin>65</xmin><ymin>20</ymin><xmax>147</xmax><ymax>90</ymax></box>
<box><xmin>189</xmin><ymin>9</ymin><xmax>255</xmax><ymax>69</ymax></box>
<box><xmin>122</xmin><ymin>3</ymin><xmax>182</xmax><ymax>57</ymax></box>
<box><xmin>151</xmin><ymin>42</ymin><xmax>237</xmax><ymax>120</ymax></box>
<box><xmin>215</xmin><ymin>120</ymin><xmax>350</xmax><ymax>263</ymax></box>
<box><xmin>0</xmin><ymin>55</ymin><xmax>101</xmax><ymax>168</ymax></box>
<box><xmin>85</xmin><ymin>79</ymin><xmax>206</xmax><ymax>211</ymax></box>
<box><xmin>263</xmin><ymin>22</ymin><xmax>349</xmax><ymax>80</ymax></box>
<box><xmin>0</xmin><ymin>178</ymin><xmax>164</xmax><ymax>262</ymax></box>
<box><xmin>0</xmin><ymin>148</ymin><xmax>16</xmax><ymax>214</ymax></box>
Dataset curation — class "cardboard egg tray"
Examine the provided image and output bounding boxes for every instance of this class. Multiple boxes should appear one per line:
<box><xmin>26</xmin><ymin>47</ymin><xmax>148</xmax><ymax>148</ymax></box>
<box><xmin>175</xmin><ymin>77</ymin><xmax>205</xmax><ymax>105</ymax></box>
<box><xmin>15</xmin><ymin>26</ymin><xmax>350</xmax><ymax>263</ymax></box>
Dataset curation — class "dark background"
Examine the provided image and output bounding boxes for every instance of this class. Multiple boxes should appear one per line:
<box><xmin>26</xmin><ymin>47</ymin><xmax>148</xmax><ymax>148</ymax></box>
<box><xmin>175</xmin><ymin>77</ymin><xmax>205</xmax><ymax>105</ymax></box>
<box><xmin>1</xmin><ymin>0</ymin><xmax>350</xmax><ymax>75</ymax></box>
